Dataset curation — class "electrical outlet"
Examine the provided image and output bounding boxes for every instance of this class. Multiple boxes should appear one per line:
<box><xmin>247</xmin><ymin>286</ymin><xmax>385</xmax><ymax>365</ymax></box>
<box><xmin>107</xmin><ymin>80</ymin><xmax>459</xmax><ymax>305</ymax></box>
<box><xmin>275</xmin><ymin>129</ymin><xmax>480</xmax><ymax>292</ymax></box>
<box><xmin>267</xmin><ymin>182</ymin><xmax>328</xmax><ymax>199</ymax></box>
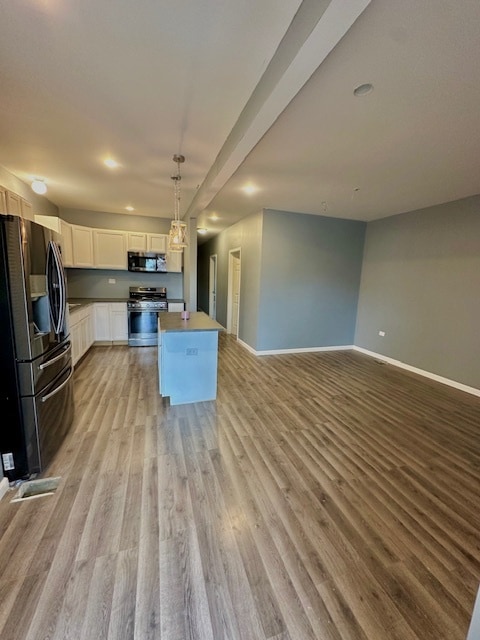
<box><xmin>108</xmin><ymin>278</ymin><xmax>116</xmax><ymax>284</ymax></box>
<box><xmin>186</xmin><ymin>348</ymin><xmax>198</xmax><ymax>356</ymax></box>
<box><xmin>378</xmin><ymin>330</ymin><xmax>386</xmax><ymax>337</ymax></box>
<box><xmin>2</xmin><ymin>452</ymin><xmax>14</xmax><ymax>470</ymax></box>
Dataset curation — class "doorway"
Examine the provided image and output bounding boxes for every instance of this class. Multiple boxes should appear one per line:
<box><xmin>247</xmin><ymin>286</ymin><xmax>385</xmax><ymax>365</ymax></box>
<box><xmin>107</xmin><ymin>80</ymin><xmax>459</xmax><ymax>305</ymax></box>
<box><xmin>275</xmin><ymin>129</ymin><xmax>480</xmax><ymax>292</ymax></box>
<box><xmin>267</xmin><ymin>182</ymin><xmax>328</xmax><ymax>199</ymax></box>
<box><xmin>209</xmin><ymin>254</ymin><xmax>217</xmax><ymax>320</ymax></box>
<box><xmin>227</xmin><ymin>248</ymin><xmax>241</xmax><ymax>337</ymax></box>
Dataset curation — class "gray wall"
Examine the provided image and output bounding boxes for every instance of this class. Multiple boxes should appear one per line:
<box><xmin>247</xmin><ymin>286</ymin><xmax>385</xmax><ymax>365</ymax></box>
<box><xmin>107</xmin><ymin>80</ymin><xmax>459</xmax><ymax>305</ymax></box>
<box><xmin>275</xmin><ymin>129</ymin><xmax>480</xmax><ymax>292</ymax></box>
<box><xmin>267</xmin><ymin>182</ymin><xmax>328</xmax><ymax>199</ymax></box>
<box><xmin>66</xmin><ymin>269</ymin><xmax>183</xmax><ymax>299</ymax></box>
<box><xmin>59</xmin><ymin>208</ymin><xmax>171</xmax><ymax>233</ymax></box>
<box><xmin>1</xmin><ymin>165</ymin><xmax>58</xmax><ymax>216</ymax></box>
<box><xmin>198</xmin><ymin>212</ymin><xmax>263</xmax><ymax>347</ymax></box>
<box><xmin>355</xmin><ymin>195</ymin><xmax>480</xmax><ymax>389</ymax></box>
<box><xmin>198</xmin><ymin>209</ymin><xmax>365</xmax><ymax>351</ymax></box>
<box><xmin>60</xmin><ymin>208</ymin><xmax>184</xmax><ymax>300</ymax></box>
<box><xmin>257</xmin><ymin>210</ymin><xmax>365</xmax><ymax>350</ymax></box>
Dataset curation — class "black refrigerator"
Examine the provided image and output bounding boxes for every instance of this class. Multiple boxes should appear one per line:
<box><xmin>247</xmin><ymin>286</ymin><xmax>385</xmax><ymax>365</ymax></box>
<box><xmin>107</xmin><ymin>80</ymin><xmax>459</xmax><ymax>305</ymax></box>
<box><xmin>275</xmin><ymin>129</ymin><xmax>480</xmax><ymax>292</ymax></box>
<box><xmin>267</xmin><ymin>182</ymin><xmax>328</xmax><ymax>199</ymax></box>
<box><xmin>0</xmin><ymin>214</ymin><xmax>74</xmax><ymax>481</ymax></box>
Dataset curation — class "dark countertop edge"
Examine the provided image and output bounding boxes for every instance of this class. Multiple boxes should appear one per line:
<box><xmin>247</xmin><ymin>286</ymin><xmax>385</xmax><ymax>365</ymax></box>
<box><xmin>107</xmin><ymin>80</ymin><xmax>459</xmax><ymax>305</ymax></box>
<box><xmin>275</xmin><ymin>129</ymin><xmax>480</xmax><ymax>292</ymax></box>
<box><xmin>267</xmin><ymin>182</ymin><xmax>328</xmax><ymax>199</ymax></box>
<box><xmin>68</xmin><ymin>297</ymin><xmax>185</xmax><ymax>304</ymax></box>
<box><xmin>68</xmin><ymin>298</ymin><xmax>128</xmax><ymax>304</ymax></box>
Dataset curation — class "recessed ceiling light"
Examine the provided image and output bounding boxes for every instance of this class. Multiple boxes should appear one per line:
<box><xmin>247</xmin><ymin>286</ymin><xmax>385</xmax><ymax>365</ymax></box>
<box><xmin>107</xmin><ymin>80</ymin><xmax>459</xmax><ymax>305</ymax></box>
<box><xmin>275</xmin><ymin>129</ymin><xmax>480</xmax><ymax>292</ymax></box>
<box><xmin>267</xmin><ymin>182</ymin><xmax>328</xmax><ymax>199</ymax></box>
<box><xmin>242</xmin><ymin>183</ymin><xmax>257</xmax><ymax>195</ymax></box>
<box><xmin>209</xmin><ymin>213</ymin><xmax>219</xmax><ymax>221</ymax></box>
<box><xmin>353</xmin><ymin>83</ymin><xmax>374</xmax><ymax>97</ymax></box>
<box><xmin>197</xmin><ymin>228</ymin><xmax>208</xmax><ymax>235</ymax></box>
<box><xmin>125</xmin><ymin>205</ymin><xmax>134</xmax><ymax>211</ymax></box>
<box><xmin>104</xmin><ymin>157</ymin><xmax>120</xmax><ymax>169</ymax></box>
<box><xmin>31</xmin><ymin>178</ymin><xmax>47</xmax><ymax>195</ymax></box>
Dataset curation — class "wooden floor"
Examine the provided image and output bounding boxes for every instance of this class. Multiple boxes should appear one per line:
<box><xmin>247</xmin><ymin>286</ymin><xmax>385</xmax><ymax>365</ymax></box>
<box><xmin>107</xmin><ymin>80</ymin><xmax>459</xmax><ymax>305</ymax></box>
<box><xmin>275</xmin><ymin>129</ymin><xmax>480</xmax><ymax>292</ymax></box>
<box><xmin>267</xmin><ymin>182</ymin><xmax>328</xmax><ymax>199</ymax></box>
<box><xmin>0</xmin><ymin>335</ymin><xmax>479</xmax><ymax>639</ymax></box>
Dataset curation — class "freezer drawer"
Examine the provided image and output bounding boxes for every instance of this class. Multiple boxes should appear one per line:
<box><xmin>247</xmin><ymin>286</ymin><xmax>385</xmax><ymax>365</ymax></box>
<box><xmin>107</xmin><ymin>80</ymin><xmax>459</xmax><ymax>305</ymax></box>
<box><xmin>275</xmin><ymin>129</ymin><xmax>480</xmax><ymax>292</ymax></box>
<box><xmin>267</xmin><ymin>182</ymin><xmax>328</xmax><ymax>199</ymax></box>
<box><xmin>20</xmin><ymin>365</ymin><xmax>74</xmax><ymax>477</ymax></box>
<box><xmin>17</xmin><ymin>340</ymin><xmax>72</xmax><ymax>396</ymax></box>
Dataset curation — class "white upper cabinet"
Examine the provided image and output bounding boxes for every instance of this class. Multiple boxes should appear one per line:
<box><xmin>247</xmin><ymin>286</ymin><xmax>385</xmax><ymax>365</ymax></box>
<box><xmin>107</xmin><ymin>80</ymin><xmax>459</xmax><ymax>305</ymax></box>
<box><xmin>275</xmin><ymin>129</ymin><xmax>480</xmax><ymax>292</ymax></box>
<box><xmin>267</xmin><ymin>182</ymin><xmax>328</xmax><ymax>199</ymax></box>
<box><xmin>72</xmin><ymin>225</ymin><xmax>94</xmax><ymax>267</ymax></box>
<box><xmin>1</xmin><ymin>186</ymin><xmax>33</xmax><ymax>220</ymax></box>
<box><xmin>127</xmin><ymin>232</ymin><xmax>147</xmax><ymax>252</ymax></box>
<box><xmin>5</xmin><ymin>190</ymin><xmax>22</xmax><ymax>216</ymax></box>
<box><xmin>93</xmin><ymin>229</ymin><xmax>127</xmax><ymax>269</ymax></box>
<box><xmin>0</xmin><ymin>186</ymin><xmax>6</xmax><ymax>212</ymax></box>
<box><xmin>147</xmin><ymin>233</ymin><xmax>167</xmax><ymax>253</ymax></box>
<box><xmin>60</xmin><ymin>220</ymin><xmax>74</xmax><ymax>267</ymax></box>
<box><xmin>21</xmin><ymin>199</ymin><xmax>34</xmax><ymax>221</ymax></box>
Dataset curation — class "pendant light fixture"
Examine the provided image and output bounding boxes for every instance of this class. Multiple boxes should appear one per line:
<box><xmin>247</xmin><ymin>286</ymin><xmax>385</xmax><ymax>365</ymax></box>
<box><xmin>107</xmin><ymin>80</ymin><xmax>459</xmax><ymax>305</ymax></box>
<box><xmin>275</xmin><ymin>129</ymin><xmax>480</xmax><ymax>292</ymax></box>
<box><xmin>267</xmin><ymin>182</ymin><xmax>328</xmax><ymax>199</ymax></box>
<box><xmin>168</xmin><ymin>154</ymin><xmax>188</xmax><ymax>251</ymax></box>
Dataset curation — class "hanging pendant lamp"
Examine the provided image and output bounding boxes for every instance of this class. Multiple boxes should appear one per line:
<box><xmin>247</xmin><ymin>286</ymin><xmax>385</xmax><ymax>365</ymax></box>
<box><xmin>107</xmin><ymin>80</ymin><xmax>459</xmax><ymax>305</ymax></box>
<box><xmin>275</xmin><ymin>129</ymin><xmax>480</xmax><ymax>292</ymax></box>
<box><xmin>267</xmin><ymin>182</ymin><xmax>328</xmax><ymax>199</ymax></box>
<box><xmin>168</xmin><ymin>154</ymin><xmax>188</xmax><ymax>251</ymax></box>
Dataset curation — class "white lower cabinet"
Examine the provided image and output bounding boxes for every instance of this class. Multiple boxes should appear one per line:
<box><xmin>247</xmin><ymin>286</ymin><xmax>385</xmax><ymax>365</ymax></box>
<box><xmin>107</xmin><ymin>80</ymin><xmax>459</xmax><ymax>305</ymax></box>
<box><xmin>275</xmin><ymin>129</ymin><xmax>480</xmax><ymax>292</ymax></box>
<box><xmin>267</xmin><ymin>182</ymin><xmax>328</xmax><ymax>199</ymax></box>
<box><xmin>167</xmin><ymin>302</ymin><xmax>185</xmax><ymax>312</ymax></box>
<box><xmin>94</xmin><ymin>302</ymin><xmax>128</xmax><ymax>343</ymax></box>
<box><xmin>69</xmin><ymin>304</ymin><xmax>94</xmax><ymax>366</ymax></box>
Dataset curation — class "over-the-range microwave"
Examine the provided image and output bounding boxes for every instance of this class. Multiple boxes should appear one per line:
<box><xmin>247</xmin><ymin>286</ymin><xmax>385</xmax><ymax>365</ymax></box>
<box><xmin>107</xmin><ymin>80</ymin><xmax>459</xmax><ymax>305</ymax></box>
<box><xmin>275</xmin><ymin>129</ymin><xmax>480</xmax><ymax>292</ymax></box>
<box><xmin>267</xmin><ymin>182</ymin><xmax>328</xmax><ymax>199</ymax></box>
<box><xmin>128</xmin><ymin>251</ymin><xmax>167</xmax><ymax>273</ymax></box>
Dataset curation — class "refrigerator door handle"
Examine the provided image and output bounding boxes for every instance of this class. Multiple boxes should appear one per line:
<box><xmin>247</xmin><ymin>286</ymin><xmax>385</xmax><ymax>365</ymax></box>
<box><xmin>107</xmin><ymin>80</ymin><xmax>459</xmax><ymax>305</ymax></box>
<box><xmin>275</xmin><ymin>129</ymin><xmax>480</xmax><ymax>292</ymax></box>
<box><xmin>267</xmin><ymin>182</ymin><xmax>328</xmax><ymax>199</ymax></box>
<box><xmin>47</xmin><ymin>241</ymin><xmax>66</xmax><ymax>335</ymax></box>
<box><xmin>41</xmin><ymin>368</ymin><xmax>74</xmax><ymax>403</ymax></box>
<box><xmin>39</xmin><ymin>342</ymin><xmax>72</xmax><ymax>370</ymax></box>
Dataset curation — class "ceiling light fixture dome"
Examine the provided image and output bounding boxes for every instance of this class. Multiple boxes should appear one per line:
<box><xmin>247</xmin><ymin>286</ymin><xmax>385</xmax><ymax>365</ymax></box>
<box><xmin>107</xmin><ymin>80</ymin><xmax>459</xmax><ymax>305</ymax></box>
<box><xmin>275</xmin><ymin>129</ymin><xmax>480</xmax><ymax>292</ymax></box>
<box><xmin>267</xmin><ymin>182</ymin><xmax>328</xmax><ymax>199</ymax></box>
<box><xmin>31</xmin><ymin>179</ymin><xmax>47</xmax><ymax>195</ymax></box>
<box><xmin>353</xmin><ymin>83</ymin><xmax>374</xmax><ymax>97</ymax></box>
<box><xmin>168</xmin><ymin>154</ymin><xmax>188</xmax><ymax>251</ymax></box>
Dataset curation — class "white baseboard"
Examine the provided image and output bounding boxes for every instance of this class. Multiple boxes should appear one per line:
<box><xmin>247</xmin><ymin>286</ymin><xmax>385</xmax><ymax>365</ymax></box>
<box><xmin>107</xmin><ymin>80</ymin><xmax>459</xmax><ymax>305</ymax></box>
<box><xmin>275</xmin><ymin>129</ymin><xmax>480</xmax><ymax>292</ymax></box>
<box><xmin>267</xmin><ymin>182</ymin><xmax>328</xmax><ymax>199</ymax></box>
<box><xmin>0</xmin><ymin>477</ymin><xmax>10</xmax><ymax>501</ymax></box>
<box><xmin>236</xmin><ymin>338</ymin><xmax>480</xmax><ymax>397</ymax></box>
<box><xmin>238</xmin><ymin>339</ymin><xmax>354</xmax><ymax>356</ymax></box>
<box><xmin>353</xmin><ymin>346</ymin><xmax>480</xmax><ymax>398</ymax></box>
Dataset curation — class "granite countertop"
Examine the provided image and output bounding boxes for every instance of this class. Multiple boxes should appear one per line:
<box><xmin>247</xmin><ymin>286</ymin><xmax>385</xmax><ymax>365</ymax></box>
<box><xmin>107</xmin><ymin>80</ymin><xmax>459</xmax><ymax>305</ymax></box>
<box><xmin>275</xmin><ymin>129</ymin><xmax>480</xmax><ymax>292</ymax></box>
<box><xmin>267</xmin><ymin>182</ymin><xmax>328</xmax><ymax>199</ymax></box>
<box><xmin>67</xmin><ymin>298</ymin><xmax>128</xmax><ymax>312</ymax></box>
<box><xmin>159</xmin><ymin>311</ymin><xmax>223</xmax><ymax>333</ymax></box>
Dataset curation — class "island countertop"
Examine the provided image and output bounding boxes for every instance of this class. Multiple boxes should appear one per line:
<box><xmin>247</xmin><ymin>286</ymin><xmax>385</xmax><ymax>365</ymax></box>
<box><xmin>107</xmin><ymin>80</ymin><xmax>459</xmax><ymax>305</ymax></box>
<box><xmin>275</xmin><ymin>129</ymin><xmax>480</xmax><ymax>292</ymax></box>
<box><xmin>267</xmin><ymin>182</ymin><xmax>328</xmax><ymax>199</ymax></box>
<box><xmin>159</xmin><ymin>311</ymin><xmax>223</xmax><ymax>333</ymax></box>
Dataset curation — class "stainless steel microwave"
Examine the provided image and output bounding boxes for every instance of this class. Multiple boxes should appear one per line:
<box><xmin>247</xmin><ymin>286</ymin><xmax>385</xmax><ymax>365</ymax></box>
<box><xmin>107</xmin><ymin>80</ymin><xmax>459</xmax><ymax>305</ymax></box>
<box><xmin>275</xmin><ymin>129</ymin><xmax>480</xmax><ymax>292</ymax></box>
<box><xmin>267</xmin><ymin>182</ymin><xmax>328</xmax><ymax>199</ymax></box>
<box><xmin>128</xmin><ymin>251</ymin><xmax>167</xmax><ymax>273</ymax></box>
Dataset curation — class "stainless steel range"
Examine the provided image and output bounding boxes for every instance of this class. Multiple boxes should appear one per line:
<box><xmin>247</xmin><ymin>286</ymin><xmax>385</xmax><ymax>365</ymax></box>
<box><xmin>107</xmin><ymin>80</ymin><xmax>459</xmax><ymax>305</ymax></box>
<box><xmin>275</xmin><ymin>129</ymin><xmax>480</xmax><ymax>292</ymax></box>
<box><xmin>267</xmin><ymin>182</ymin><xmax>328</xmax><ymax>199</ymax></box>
<box><xmin>127</xmin><ymin>286</ymin><xmax>167</xmax><ymax>346</ymax></box>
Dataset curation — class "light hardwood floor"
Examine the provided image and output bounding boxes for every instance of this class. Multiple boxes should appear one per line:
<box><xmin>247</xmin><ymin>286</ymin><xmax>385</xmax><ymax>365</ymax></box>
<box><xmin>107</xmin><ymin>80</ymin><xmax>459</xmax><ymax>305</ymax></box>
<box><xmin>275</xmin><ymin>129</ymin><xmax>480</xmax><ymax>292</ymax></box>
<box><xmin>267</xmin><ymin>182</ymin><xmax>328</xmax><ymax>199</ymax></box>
<box><xmin>0</xmin><ymin>335</ymin><xmax>479</xmax><ymax>639</ymax></box>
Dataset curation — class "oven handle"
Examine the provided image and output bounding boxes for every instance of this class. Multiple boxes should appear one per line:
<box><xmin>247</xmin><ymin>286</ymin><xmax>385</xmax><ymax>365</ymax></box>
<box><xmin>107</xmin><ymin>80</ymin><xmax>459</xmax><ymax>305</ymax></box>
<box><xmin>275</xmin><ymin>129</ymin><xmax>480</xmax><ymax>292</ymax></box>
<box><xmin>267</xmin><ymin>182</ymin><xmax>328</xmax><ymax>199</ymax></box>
<box><xmin>41</xmin><ymin>368</ymin><xmax>74</xmax><ymax>403</ymax></box>
<box><xmin>39</xmin><ymin>343</ymin><xmax>71</xmax><ymax>370</ymax></box>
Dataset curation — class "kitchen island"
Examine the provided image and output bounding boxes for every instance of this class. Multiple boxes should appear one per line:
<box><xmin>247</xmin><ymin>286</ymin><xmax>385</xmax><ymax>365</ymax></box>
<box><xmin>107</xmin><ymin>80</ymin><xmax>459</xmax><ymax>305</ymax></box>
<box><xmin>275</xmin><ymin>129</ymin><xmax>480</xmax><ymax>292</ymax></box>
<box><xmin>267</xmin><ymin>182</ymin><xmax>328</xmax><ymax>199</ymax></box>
<box><xmin>158</xmin><ymin>311</ymin><xmax>224</xmax><ymax>405</ymax></box>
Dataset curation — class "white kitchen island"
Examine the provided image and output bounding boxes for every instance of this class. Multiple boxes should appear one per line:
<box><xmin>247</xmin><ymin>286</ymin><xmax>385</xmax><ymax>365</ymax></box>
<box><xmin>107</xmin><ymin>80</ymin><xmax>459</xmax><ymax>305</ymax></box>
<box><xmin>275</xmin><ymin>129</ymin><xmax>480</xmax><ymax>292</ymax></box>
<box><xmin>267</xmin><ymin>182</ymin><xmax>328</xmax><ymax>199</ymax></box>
<box><xmin>157</xmin><ymin>311</ymin><xmax>223</xmax><ymax>405</ymax></box>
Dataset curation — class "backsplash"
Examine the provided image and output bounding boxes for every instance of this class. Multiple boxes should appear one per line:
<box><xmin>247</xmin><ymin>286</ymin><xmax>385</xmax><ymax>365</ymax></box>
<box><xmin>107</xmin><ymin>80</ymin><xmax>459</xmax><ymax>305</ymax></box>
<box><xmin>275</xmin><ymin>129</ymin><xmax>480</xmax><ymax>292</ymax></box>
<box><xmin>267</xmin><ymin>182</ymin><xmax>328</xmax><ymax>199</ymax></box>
<box><xmin>66</xmin><ymin>269</ymin><xmax>183</xmax><ymax>299</ymax></box>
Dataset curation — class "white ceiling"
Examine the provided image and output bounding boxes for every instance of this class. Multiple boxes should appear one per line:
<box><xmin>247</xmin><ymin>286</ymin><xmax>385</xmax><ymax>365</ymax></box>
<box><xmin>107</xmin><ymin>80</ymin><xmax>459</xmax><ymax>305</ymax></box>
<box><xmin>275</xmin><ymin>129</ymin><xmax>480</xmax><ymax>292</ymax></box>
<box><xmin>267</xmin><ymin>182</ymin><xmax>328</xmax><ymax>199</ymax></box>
<box><xmin>1</xmin><ymin>0</ymin><xmax>480</xmax><ymax>243</ymax></box>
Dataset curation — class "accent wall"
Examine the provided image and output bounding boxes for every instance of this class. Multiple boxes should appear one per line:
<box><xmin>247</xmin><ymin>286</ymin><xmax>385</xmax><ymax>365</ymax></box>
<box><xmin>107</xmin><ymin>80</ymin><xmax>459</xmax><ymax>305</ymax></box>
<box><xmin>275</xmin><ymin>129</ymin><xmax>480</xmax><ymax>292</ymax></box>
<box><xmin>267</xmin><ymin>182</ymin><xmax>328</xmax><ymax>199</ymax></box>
<box><xmin>355</xmin><ymin>195</ymin><xmax>480</xmax><ymax>389</ymax></box>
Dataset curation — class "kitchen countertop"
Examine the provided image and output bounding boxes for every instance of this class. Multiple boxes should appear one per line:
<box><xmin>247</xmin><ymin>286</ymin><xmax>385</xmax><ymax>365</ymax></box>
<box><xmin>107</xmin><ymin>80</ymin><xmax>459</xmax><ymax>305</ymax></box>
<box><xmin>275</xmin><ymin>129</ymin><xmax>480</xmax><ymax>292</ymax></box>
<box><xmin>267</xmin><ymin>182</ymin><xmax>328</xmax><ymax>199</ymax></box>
<box><xmin>159</xmin><ymin>311</ymin><xmax>223</xmax><ymax>332</ymax></box>
<box><xmin>68</xmin><ymin>297</ymin><xmax>185</xmax><ymax>306</ymax></box>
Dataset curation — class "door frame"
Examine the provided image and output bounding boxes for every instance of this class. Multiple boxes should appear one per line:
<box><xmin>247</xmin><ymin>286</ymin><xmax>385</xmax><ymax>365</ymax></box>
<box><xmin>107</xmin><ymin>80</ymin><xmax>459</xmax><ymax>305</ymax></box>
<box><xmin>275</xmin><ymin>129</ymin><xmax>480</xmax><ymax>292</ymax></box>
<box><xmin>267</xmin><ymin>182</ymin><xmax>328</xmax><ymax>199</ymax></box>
<box><xmin>209</xmin><ymin>254</ymin><xmax>217</xmax><ymax>320</ymax></box>
<box><xmin>227</xmin><ymin>247</ymin><xmax>241</xmax><ymax>336</ymax></box>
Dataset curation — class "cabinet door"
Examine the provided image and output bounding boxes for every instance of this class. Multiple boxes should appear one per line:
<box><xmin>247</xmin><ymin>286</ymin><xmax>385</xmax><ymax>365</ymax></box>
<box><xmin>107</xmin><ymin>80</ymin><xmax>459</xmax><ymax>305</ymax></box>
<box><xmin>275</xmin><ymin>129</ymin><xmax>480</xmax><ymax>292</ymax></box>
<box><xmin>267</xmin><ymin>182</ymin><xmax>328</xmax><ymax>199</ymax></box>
<box><xmin>5</xmin><ymin>190</ymin><xmax>22</xmax><ymax>216</ymax></box>
<box><xmin>127</xmin><ymin>232</ymin><xmax>147</xmax><ymax>252</ymax></box>
<box><xmin>72</xmin><ymin>225</ymin><xmax>95</xmax><ymax>267</ymax></box>
<box><xmin>147</xmin><ymin>233</ymin><xmax>167</xmax><ymax>253</ymax></box>
<box><xmin>94</xmin><ymin>303</ymin><xmax>111</xmax><ymax>341</ymax></box>
<box><xmin>60</xmin><ymin>220</ymin><xmax>74</xmax><ymax>267</ymax></box>
<box><xmin>93</xmin><ymin>229</ymin><xmax>127</xmax><ymax>269</ymax></box>
<box><xmin>69</xmin><ymin>313</ymin><xmax>81</xmax><ymax>365</ymax></box>
<box><xmin>21</xmin><ymin>199</ymin><xmax>34</xmax><ymax>221</ymax></box>
<box><xmin>166</xmin><ymin>250</ymin><xmax>183</xmax><ymax>273</ymax></box>
<box><xmin>0</xmin><ymin>186</ymin><xmax>6</xmax><ymax>213</ymax></box>
<box><xmin>110</xmin><ymin>303</ymin><xmax>128</xmax><ymax>341</ymax></box>
<box><xmin>167</xmin><ymin>302</ymin><xmax>185</xmax><ymax>312</ymax></box>
<box><xmin>86</xmin><ymin>307</ymin><xmax>94</xmax><ymax>349</ymax></box>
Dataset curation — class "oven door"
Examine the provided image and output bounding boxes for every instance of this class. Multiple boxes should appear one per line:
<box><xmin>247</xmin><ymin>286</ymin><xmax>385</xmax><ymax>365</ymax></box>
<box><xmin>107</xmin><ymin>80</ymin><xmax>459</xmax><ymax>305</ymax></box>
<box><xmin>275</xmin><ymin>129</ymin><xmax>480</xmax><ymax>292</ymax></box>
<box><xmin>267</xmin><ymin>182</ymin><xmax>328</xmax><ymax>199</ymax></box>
<box><xmin>128</xmin><ymin>309</ymin><xmax>161</xmax><ymax>346</ymax></box>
